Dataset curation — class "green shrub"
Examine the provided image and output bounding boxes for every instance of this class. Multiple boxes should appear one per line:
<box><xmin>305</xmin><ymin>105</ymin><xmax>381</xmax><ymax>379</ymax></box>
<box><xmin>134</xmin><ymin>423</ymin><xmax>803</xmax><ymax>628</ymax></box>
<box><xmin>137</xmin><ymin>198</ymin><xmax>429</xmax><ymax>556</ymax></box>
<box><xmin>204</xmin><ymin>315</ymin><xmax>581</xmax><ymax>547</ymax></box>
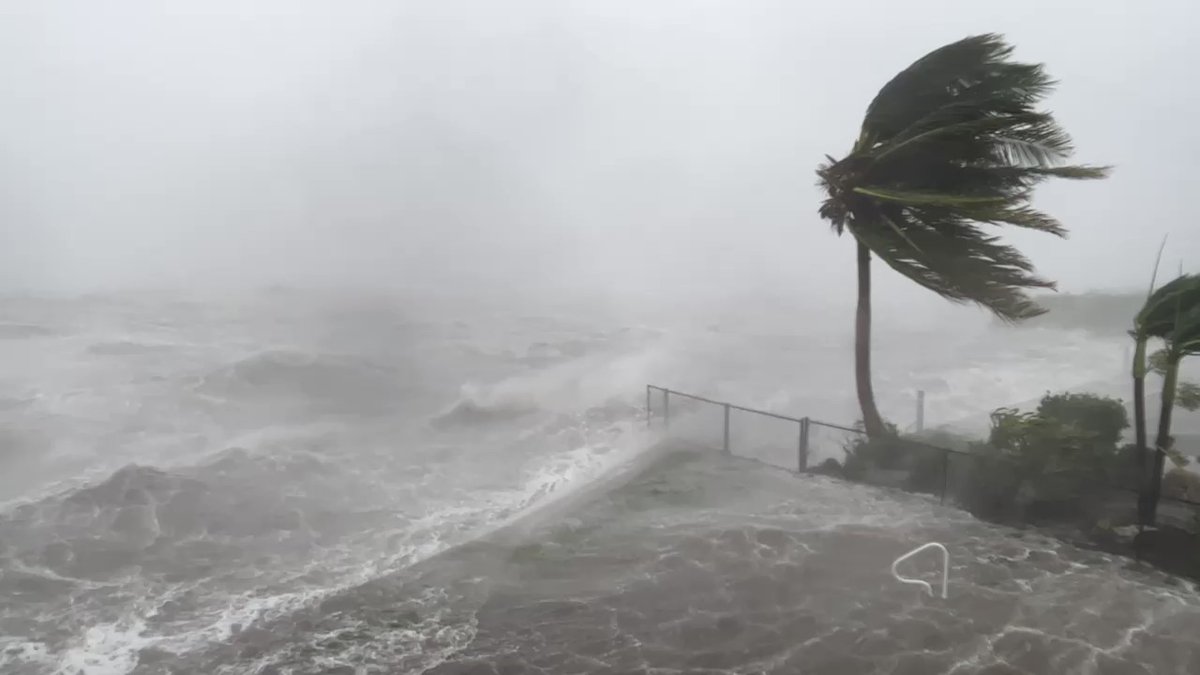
<box><xmin>841</xmin><ymin>421</ymin><xmax>900</xmax><ymax>481</ymax></box>
<box><xmin>958</xmin><ymin>450</ymin><xmax>1025</xmax><ymax>519</ymax></box>
<box><xmin>966</xmin><ymin>391</ymin><xmax>1129</xmax><ymax>520</ymax></box>
<box><xmin>1114</xmin><ymin>443</ymin><xmax>1142</xmax><ymax>491</ymax></box>
<box><xmin>1035</xmin><ymin>392</ymin><xmax>1128</xmax><ymax>450</ymax></box>
<box><xmin>905</xmin><ymin>429</ymin><xmax>980</xmax><ymax>496</ymax></box>
<box><xmin>1163</xmin><ymin>468</ymin><xmax>1200</xmax><ymax>502</ymax></box>
<box><xmin>883</xmin><ymin>439</ymin><xmax>947</xmax><ymax>495</ymax></box>
<box><xmin>842</xmin><ymin>426</ymin><xmax>959</xmax><ymax>495</ymax></box>
<box><xmin>909</xmin><ymin>428</ymin><xmax>976</xmax><ymax>452</ymax></box>
<box><xmin>838</xmin><ymin>392</ymin><xmax>1132</xmax><ymax>524</ymax></box>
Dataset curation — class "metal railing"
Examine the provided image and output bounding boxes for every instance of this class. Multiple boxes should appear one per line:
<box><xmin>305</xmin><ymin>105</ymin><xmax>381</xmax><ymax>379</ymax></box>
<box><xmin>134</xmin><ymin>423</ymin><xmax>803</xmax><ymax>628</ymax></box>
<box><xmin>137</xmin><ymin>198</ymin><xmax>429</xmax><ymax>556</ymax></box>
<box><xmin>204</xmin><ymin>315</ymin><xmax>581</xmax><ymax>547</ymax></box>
<box><xmin>646</xmin><ymin>384</ymin><xmax>961</xmax><ymax>489</ymax></box>
<box><xmin>647</xmin><ymin>385</ymin><xmax>813</xmax><ymax>471</ymax></box>
<box><xmin>645</xmin><ymin>384</ymin><xmax>1200</xmax><ymax>527</ymax></box>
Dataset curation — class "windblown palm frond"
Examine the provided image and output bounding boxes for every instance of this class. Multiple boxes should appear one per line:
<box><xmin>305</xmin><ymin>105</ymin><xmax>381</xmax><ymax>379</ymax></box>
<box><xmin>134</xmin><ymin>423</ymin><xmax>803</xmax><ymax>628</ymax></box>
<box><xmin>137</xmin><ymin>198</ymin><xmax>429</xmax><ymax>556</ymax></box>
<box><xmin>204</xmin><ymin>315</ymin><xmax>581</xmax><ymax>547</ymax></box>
<box><xmin>1167</xmin><ymin>305</ymin><xmax>1200</xmax><ymax>359</ymax></box>
<box><xmin>817</xmin><ymin>34</ymin><xmax>1110</xmax><ymax>321</ymax></box>
<box><xmin>1136</xmin><ymin>274</ymin><xmax>1200</xmax><ymax>340</ymax></box>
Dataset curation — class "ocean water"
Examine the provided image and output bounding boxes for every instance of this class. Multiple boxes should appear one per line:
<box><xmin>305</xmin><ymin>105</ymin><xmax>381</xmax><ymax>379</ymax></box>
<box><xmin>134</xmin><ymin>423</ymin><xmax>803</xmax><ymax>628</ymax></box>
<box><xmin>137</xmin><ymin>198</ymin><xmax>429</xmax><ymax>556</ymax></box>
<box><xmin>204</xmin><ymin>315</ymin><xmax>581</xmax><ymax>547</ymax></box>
<box><xmin>1</xmin><ymin>289</ymin><xmax>1193</xmax><ymax>674</ymax></box>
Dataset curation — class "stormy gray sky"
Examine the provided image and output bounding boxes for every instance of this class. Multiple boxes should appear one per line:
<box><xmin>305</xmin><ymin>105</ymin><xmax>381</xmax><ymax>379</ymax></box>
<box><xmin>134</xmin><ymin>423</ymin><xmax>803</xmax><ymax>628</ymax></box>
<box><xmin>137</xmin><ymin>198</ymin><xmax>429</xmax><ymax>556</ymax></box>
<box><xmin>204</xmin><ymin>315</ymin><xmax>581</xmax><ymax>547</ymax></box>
<box><xmin>1</xmin><ymin>0</ymin><xmax>1195</xmax><ymax>306</ymax></box>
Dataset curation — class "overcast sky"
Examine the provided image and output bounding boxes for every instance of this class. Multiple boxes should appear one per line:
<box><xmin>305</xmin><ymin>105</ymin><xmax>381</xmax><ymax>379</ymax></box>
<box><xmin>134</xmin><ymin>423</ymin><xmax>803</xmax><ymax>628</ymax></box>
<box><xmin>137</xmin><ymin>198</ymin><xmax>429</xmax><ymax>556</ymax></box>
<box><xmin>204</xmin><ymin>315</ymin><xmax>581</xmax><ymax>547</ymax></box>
<box><xmin>1</xmin><ymin>0</ymin><xmax>1195</xmax><ymax>307</ymax></box>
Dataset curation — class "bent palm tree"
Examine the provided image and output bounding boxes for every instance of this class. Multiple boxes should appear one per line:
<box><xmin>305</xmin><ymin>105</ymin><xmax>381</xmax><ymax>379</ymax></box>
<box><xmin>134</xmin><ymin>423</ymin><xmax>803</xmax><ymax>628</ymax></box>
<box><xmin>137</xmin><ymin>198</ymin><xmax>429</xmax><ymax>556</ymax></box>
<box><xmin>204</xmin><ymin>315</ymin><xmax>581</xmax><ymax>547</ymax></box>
<box><xmin>1131</xmin><ymin>273</ymin><xmax>1200</xmax><ymax>524</ymax></box>
<box><xmin>1138</xmin><ymin>276</ymin><xmax>1200</xmax><ymax>526</ymax></box>
<box><xmin>817</xmin><ymin>34</ymin><xmax>1109</xmax><ymax>438</ymax></box>
<box><xmin>1130</xmin><ymin>242</ymin><xmax>1169</xmax><ymax>504</ymax></box>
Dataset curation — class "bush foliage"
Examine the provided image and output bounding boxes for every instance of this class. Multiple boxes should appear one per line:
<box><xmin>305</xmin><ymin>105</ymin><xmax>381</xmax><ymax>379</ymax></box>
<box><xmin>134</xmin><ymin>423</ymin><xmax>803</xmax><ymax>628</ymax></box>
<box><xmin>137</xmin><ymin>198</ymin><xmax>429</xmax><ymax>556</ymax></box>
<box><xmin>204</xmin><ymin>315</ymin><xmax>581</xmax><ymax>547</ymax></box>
<box><xmin>842</xmin><ymin>391</ymin><xmax>1133</xmax><ymax>522</ymax></box>
<box><xmin>964</xmin><ymin>392</ymin><xmax>1129</xmax><ymax>519</ymax></box>
<box><xmin>842</xmin><ymin>425</ymin><xmax>972</xmax><ymax>496</ymax></box>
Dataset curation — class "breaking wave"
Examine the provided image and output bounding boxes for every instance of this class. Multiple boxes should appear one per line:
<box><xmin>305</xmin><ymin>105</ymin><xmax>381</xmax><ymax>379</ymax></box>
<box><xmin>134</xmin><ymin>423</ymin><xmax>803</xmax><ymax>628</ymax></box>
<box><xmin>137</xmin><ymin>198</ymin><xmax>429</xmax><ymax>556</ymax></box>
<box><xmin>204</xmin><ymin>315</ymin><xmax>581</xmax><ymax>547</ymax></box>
<box><xmin>195</xmin><ymin>350</ymin><xmax>414</xmax><ymax>415</ymax></box>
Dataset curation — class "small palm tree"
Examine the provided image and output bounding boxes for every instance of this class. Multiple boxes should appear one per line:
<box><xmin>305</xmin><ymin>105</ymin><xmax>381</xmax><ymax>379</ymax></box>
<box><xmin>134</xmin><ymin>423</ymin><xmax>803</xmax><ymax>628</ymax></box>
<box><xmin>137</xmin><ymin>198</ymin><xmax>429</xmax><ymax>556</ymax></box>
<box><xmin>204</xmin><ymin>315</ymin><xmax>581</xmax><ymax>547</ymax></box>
<box><xmin>1136</xmin><ymin>275</ymin><xmax>1200</xmax><ymax>526</ymax></box>
<box><xmin>817</xmin><ymin>34</ymin><xmax>1109</xmax><ymax>438</ymax></box>
<box><xmin>1130</xmin><ymin>244</ymin><xmax>1171</xmax><ymax>488</ymax></box>
<box><xmin>1131</xmin><ymin>273</ymin><xmax>1200</xmax><ymax>524</ymax></box>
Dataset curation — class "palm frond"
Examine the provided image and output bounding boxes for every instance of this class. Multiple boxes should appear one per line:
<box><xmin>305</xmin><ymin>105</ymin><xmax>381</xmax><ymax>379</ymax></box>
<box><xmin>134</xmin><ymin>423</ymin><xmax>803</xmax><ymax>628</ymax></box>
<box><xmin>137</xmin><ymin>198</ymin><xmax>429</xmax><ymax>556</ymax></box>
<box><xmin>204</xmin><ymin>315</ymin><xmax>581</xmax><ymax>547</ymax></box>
<box><xmin>955</xmin><ymin>204</ymin><xmax>1067</xmax><ymax>236</ymax></box>
<box><xmin>1026</xmin><ymin>166</ymin><xmax>1110</xmax><ymax>179</ymax></box>
<box><xmin>852</xmin><ymin>186</ymin><xmax>1009</xmax><ymax>206</ymax></box>
<box><xmin>863</xmin><ymin>163</ymin><xmax>1100</xmax><ymax>202</ymax></box>
<box><xmin>849</xmin><ymin>208</ymin><xmax>1053</xmax><ymax>322</ymax></box>
<box><xmin>857</xmin><ymin>34</ymin><xmax>1046</xmax><ymax>149</ymax></box>
<box><xmin>1137</xmin><ymin>274</ymin><xmax>1200</xmax><ymax>339</ymax></box>
<box><xmin>1168</xmin><ymin>305</ymin><xmax>1200</xmax><ymax>358</ymax></box>
<box><xmin>1145</xmin><ymin>234</ymin><xmax>1170</xmax><ymax>300</ymax></box>
<box><xmin>871</xmin><ymin>112</ymin><xmax>1069</xmax><ymax>166</ymax></box>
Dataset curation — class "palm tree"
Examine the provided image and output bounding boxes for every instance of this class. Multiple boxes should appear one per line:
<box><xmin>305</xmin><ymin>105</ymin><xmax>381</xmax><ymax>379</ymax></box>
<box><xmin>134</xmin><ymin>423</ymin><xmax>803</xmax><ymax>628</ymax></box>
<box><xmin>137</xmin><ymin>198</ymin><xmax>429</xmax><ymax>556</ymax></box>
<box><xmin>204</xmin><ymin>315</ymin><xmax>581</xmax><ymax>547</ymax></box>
<box><xmin>817</xmin><ymin>34</ymin><xmax>1109</xmax><ymax>438</ymax></box>
<box><xmin>1131</xmin><ymin>273</ymin><xmax>1200</xmax><ymax>524</ymax></box>
<box><xmin>1137</xmin><ymin>275</ymin><xmax>1200</xmax><ymax>526</ymax></box>
<box><xmin>1130</xmin><ymin>241</ymin><xmax>1169</xmax><ymax>507</ymax></box>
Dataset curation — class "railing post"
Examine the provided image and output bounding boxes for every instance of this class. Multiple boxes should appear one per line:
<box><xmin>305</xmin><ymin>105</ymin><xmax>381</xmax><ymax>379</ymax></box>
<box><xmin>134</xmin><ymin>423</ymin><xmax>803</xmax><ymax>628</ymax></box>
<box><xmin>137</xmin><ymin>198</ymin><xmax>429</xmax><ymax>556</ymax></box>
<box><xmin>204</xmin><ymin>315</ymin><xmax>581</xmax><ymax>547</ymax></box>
<box><xmin>798</xmin><ymin>417</ymin><xmax>810</xmax><ymax>472</ymax></box>
<box><xmin>663</xmin><ymin>389</ymin><xmax>670</xmax><ymax>430</ymax></box>
<box><xmin>723</xmin><ymin>403</ymin><xmax>731</xmax><ymax>453</ymax></box>
<box><xmin>916</xmin><ymin>390</ymin><xmax>925</xmax><ymax>433</ymax></box>
<box><xmin>940</xmin><ymin>449</ymin><xmax>950</xmax><ymax>505</ymax></box>
<box><xmin>646</xmin><ymin>385</ymin><xmax>652</xmax><ymax>428</ymax></box>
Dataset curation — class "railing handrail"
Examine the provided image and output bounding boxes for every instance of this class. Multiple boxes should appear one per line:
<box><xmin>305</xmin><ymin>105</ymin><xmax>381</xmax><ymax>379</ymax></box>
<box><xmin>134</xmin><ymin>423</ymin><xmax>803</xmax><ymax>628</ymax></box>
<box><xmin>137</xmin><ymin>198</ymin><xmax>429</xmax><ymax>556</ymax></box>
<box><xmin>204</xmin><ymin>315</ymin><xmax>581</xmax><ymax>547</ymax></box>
<box><xmin>648</xmin><ymin>385</ymin><xmax>807</xmax><ymax>425</ymax></box>
<box><xmin>806</xmin><ymin>419</ymin><xmax>862</xmax><ymax>434</ymax></box>
<box><xmin>891</xmin><ymin>542</ymin><xmax>949</xmax><ymax>599</ymax></box>
<box><xmin>648</xmin><ymin>384</ymin><xmax>987</xmax><ymax>460</ymax></box>
<box><xmin>649</xmin><ymin>385</ymin><xmax>938</xmax><ymax>446</ymax></box>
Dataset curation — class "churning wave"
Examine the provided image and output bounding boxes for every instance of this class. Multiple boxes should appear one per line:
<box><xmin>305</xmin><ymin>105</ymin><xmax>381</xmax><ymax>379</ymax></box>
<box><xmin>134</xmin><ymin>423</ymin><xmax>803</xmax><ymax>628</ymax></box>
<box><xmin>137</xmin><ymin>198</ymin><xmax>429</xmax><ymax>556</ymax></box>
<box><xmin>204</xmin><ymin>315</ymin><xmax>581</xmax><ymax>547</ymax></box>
<box><xmin>195</xmin><ymin>350</ymin><xmax>416</xmax><ymax>416</ymax></box>
<box><xmin>87</xmin><ymin>341</ymin><xmax>178</xmax><ymax>357</ymax></box>
<box><xmin>0</xmin><ymin>391</ymin><xmax>652</xmax><ymax>675</ymax></box>
<box><xmin>429</xmin><ymin>387</ymin><xmax>541</xmax><ymax>430</ymax></box>
<box><xmin>0</xmin><ymin>323</ymin><xmax>57</xmax><ymax>340</ymax></box>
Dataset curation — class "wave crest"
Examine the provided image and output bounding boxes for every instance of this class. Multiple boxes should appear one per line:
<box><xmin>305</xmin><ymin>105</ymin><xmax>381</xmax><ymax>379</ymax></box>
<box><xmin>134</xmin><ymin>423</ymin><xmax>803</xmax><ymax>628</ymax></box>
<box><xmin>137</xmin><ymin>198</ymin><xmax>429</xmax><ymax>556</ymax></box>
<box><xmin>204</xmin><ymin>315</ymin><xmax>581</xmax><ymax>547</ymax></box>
<box><xmin>197</xmin><ymin>350</ymin><xmax>410</xmax><ymax>414</ymax></box>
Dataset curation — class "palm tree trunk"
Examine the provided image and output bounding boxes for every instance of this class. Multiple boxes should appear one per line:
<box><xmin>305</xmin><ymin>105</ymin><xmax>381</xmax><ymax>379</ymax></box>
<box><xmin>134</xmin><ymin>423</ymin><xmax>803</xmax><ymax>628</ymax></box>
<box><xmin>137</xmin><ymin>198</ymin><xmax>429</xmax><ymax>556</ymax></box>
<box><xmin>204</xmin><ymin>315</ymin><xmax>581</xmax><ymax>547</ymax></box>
<box><xmin>1132</xmin><ymin>337</ymin><xmax>1151</xmax><ymax>526</ymax></box>
<box><xmin>1147</xmin><ymin>356</ymin><xmax>1179</xmax><ymax>526</ymax></box>
<box><xmin>855</xmin><ymin>241</ymin><xmax>886</xmax><ymax>438</ymax></box>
